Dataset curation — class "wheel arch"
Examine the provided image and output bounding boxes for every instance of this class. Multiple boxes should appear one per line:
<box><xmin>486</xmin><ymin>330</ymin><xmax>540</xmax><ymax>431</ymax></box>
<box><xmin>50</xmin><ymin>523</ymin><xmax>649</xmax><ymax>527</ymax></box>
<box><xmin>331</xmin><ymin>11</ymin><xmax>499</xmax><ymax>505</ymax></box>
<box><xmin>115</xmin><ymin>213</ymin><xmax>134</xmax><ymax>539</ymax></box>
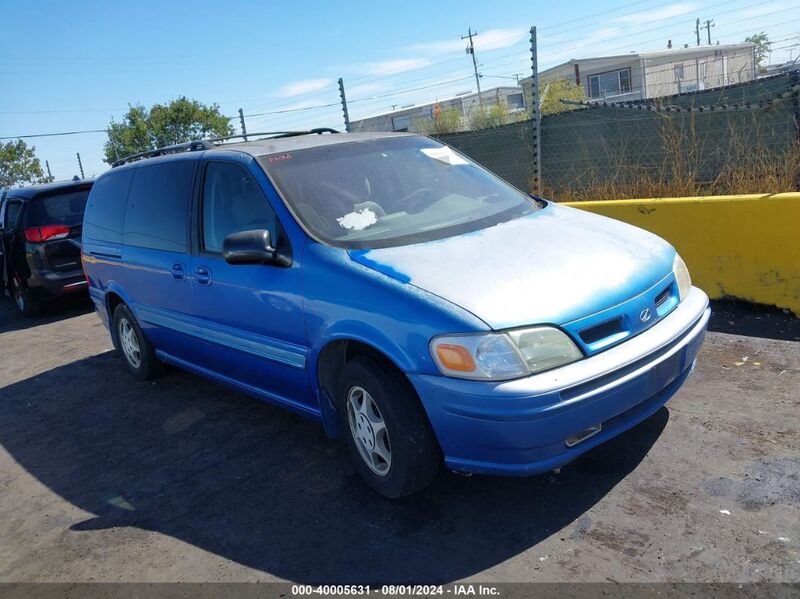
<box><xmin>314</xmin><ymin>335</ymin><xmax>422</xmax><ymax>439</ymax></box>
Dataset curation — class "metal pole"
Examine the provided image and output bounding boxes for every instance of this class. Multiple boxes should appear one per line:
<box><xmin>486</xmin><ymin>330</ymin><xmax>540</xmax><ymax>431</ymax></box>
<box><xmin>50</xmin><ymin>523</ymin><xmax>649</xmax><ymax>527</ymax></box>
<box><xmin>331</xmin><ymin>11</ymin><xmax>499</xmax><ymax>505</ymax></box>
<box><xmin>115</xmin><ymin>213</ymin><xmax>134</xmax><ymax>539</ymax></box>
<box><xmin>338</xmin><ymin>78</ymin><xmax>351</xmax><ymax>132</ymax></box>
<box><xmin>76</xmin><ymin>153</ymin><xmax>85</xmax><ymax>179</ymax></box>
<box><xmin>45</xmin><ymin>160</ymin><xmax>52</xmax><ymax>180</ymax></box>
<box><xmin>238</xmin><ymin>108</ymin><xmax>248</xmax><ymax>141</ymax></box>
<box><xmin>529</xmin><ymin>26</ymin><xmax>541</xmax><ymax>195</ymax></box>
<box><xmin>696</xmin><ymin>19</ymin><xmax>701</xmax><ymax>46</ymax></box>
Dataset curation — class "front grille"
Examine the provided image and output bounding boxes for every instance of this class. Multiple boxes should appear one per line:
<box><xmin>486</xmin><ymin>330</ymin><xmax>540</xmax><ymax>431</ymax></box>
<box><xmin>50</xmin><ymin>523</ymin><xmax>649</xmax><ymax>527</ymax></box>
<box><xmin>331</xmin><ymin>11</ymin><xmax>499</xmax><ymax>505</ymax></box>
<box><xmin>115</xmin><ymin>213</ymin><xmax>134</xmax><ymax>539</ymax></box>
<box><xmin>655</xmin><ymin>285</ymin><xmax>672</xmax><ymax>309</ymax></box>
<box><xmin>560</xmin><ymin>310</ymin><xmax>703</xmax><ymax>401</ymax></box>
<box><xmin>580</xmin><ymin>317</ymin><xmax>623</xmax><ymax>345</ymax></box>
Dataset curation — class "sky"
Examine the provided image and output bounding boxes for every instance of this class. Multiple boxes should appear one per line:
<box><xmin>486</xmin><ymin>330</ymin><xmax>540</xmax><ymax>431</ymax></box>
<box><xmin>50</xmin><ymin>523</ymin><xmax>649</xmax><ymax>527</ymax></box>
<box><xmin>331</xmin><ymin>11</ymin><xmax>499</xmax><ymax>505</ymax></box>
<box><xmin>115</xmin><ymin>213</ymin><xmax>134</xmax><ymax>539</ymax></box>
<box><xmin>1</xmin><ymin>0</ymin><xmax>798</xmax><ymax>181</ymax></box>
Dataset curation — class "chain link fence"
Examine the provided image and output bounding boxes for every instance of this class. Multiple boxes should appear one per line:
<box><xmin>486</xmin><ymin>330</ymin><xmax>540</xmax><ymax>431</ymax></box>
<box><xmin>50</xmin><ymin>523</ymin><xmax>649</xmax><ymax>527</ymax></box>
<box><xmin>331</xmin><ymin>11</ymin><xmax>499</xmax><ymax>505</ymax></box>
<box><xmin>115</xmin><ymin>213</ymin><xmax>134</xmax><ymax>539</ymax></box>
<box><xmin>435</xmin><ymin>71</ymin><xmax>800</xmax><ymax>200</ymax></box>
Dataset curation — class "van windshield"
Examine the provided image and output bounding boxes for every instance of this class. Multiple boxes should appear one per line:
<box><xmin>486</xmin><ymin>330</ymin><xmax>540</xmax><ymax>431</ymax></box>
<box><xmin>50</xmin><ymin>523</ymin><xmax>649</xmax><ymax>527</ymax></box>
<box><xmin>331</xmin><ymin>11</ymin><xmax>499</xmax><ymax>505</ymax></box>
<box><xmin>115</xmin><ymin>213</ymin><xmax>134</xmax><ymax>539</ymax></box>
<box><xmin>259</xmin><ymin>136</ymin><xmax>538</xmax><ymax>249</ymax></box>
<box><xmin>25</xmin><ymin>190</ymin><xmax>90</xmax><ymax>227</ymax></box>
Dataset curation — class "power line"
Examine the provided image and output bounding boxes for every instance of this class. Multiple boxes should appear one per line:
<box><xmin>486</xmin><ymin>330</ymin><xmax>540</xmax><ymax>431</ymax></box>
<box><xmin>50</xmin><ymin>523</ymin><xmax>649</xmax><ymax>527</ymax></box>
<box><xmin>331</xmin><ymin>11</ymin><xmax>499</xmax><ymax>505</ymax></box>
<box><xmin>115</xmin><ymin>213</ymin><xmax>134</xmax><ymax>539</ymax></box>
<box><xmin>0</xmin><ymin>129</ymin><xmax>107</xmax><ymax>140</ymax></box>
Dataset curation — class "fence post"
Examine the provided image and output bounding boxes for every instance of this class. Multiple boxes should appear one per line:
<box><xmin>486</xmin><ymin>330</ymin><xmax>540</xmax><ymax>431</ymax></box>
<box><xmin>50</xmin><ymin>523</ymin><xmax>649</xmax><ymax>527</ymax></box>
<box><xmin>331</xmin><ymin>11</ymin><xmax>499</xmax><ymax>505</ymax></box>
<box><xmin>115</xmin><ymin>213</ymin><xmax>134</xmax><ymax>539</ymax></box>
<box><xmin>529</xmin><ymin>26</ymin><xmax>541</xmax><ymax>194</ymax></box>
<box><xmin>338</xmin><ymin>78</ymin><xmax>351</xmax><ymax>132</ymax></box>
<box><xmin>238</xmin><ymin>108</ymin><xmax>248</xmax><ymax>141</ymax></box>
<box><xmin>76</xmin><ymin>153</ymin><xmax>85</xmax><ymax>179</ymax></box>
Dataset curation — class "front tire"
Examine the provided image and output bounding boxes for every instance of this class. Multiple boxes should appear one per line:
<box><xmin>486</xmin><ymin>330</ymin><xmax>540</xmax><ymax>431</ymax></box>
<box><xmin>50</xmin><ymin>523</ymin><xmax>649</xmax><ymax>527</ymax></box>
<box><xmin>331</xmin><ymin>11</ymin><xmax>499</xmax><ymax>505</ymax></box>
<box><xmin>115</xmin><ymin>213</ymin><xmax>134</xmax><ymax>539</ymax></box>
<box><xmin>336</xmin><ymin>356</ymin><xmax>440</xmax><ymax>498</ymax></box>
<box><xmin>112</xmin><ymin>304</ymin><xmax>162</xmax><ymax>380</ymax></box>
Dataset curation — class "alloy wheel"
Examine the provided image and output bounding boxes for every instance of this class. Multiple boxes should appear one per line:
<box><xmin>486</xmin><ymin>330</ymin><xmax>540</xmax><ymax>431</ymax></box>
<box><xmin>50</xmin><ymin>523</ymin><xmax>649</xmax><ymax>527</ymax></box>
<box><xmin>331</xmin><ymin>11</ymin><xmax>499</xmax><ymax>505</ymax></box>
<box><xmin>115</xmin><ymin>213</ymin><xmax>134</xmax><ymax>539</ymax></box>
<box><xmin>118</xmin><ymin>318</ymin><xmax>142</xmax><ymax>369</ymax></box>
<box><xmin>346</xmin><ymin>385</ymin><xmax>392</xmax><ymax>476</ymax></box>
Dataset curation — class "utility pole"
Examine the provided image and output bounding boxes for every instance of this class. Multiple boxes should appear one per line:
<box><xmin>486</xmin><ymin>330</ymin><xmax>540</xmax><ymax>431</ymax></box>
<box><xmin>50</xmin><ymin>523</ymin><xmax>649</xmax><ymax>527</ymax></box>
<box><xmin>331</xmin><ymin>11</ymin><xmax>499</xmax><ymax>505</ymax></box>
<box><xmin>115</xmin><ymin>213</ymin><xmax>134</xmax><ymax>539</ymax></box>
<box><xmin>695</xmin><ymin>18</ymin><xmax>701</xmax><ymax>46</ymax></box>
<box><xmin>238</xmin><ymin>108</ymin><xmax>248</xmax><ymax>141</ymax></box>
<box><xmin>338</xmin><ymin>78</ymin><xmax>351</xmax><ymax>132</ymax></box>
<box><xmin>701</xmin><ymin>19</ymin><xmax>715</xmax><ymax>45</ymax></box>
<box><xmin>513</xmin><ymin>72</ymin><xmax>525</xmax><ymax>85</ymax></box>
<box><xmin>529</xmin><ymin>26</ymin><xmax>541</xmax><ymax>195</ymax></box>
<box><xmin>45</xmin><ymin>160</ymin><xmax>52</xmax><ymax>181</ymax></box>
<box><xmin>76</xmin><ymin>153</ymin><xmax>84</xmax><ymax>179</ymax></box>
<box><xmin>462</xmin><ymin>28</ymin><xmax>483</xmax><ymax>105</ymax></box>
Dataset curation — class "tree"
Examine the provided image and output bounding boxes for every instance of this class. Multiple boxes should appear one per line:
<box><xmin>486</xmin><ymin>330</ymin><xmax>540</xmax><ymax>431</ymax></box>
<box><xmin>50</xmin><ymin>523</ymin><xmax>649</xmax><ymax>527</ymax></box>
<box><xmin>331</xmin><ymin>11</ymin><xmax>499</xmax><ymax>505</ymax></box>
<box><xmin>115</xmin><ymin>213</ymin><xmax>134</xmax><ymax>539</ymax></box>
<box><xmin>104</xmin><ymin>97</ymin><xmax>233</xmax><ymax>164</ymax></box>
<box><xmin>539</xmin><ymin>78</ymin><xmax>586</xmax><ymax>115</ymax></box>
<box><xmin>745</xmin><ymin>32</ymin><xmax>772</xmax><ymax>71</ymax></box>
<box><xmin>0</xmin><ymin>139</ymin><xmax>51</xmax><ymax>189</ymax></box>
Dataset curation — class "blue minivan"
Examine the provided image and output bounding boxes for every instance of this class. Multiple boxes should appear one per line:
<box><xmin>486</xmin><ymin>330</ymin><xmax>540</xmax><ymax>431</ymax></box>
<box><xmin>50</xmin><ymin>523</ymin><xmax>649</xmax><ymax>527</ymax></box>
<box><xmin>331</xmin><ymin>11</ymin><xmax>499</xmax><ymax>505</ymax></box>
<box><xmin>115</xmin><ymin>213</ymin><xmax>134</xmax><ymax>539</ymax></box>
<box><xmin>82</xmin><ymin>131</ymin><xmax>710</xmax><ymax>497</ymax></box>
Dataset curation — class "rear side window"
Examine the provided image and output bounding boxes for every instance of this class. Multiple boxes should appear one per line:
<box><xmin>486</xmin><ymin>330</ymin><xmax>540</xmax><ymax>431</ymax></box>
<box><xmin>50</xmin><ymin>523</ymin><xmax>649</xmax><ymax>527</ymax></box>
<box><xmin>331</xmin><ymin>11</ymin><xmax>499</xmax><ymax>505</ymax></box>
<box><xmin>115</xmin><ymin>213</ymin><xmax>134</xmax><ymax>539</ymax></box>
<box><xmin>124</xmin><ymin>161</ymin><xmax>195</xmax><ymax>253</ymax></box>
<box><xmin>4</xmin><ymin>200</ymin><xmax>22</xmax><ymax>229</ymax></box>
<box><xmin>84</xmin><ymin>171</ymin><xmax>134</xmax><ymax>244</ymax></box>
<box><xmin>25</xmin><ymin>190</ymin><xmax>89</xmax><ymax>227</ymax></box>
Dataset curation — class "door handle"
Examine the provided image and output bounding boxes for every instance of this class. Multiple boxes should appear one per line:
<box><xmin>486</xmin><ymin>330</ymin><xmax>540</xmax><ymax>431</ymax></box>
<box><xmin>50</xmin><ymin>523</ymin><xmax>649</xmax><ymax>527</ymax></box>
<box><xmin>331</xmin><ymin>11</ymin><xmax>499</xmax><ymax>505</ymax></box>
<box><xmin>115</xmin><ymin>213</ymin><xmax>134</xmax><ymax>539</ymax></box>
<box><xmin>195</xmin><ymin>266</ymin><xmax>212</xmax><ymax>286</ymax></box>
<box><xmin>171</xmin><ymin>263</ymin><xmax>185</xmax><ymax>280</ymax></box>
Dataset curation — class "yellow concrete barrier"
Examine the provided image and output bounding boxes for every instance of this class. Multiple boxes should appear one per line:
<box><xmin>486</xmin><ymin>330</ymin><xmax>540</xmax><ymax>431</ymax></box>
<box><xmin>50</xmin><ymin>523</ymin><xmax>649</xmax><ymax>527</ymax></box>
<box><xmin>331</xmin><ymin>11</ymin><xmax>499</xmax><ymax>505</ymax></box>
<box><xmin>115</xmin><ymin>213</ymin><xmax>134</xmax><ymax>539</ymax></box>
<box><xmin>563</xmin><ymin>193</ymin><xmax>800</xmax><ymax>317</ymax></box>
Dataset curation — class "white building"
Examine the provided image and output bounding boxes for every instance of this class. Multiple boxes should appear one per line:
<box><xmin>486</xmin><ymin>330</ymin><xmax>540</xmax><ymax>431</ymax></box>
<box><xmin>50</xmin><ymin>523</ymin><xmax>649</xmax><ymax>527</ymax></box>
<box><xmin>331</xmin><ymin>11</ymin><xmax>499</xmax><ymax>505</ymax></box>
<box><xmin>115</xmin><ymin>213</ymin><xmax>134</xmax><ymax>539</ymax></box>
<box><xmin>350</xmin><ymin>86</ymin><xmax>526</xmax><ymax>132</ymax></box>
<box><xmin>522</xmin><ymin>43</ymin><xmax>757</xmax><ymax>103</ymax></box>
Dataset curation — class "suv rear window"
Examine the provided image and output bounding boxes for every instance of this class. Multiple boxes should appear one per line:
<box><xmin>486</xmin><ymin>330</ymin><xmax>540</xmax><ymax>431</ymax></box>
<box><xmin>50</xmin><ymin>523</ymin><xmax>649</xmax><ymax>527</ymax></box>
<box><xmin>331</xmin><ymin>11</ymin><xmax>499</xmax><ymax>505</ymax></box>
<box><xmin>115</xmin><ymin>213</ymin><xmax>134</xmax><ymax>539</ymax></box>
<box><xmin>25</xmin><ymin>190</ymin><xmax>89</xmax><ymax>227</ymax></box>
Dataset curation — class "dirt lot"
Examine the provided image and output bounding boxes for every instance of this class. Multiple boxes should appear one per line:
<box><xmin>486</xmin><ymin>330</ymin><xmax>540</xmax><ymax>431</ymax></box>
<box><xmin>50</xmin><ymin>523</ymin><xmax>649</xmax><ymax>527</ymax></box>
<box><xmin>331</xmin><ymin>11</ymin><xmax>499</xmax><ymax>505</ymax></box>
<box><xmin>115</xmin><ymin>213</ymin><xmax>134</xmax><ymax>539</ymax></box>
<box><xmin>0</xmin><ymin>295</ymin><xmax>798</xmax><ymax>584</ymax></box>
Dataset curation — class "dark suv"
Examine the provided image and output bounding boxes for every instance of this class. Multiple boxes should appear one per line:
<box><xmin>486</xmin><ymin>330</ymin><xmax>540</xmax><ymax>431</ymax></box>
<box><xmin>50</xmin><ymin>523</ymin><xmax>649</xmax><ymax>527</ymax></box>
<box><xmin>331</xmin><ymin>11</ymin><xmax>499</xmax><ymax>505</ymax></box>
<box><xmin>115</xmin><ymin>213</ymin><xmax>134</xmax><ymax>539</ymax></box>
<box><xmin>1</xmin><ymin>178</ymin><xmax>93</xmax><ymax>315</ymax></box>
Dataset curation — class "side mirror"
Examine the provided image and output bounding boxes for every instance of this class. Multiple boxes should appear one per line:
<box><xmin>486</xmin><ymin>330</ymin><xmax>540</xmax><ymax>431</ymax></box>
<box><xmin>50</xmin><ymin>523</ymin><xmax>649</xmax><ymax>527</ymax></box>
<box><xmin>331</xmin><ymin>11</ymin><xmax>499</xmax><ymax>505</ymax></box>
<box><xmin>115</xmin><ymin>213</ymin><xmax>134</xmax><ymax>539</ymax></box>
<box><xmin>222</xmin><ymin>229</ymin><xmax>279</xmax><ymax>265</ymax></box>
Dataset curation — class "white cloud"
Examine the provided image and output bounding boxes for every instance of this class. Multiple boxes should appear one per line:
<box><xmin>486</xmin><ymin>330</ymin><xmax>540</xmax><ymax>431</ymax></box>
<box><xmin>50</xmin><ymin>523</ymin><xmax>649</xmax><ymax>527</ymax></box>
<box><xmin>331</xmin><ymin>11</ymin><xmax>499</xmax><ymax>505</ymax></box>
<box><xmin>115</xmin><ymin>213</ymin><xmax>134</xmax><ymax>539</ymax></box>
<box><xmin>614</xmin><ymin>3</ymin><xmax>699</xmax><ymax>25</ymax></box>
<box><xmin>406</xmin><ymin>28</ymin><xmax>528</xmax><ymax>54</ymax></box>
<box><xmin>276</xmin><ymin>78</ymin><xmax>333</xmax><ymax>97</ymax></box>
<box><xmin>359</xmin><ymin>58</ymin><xmax>432</xmax><ymax>76</ymax></box>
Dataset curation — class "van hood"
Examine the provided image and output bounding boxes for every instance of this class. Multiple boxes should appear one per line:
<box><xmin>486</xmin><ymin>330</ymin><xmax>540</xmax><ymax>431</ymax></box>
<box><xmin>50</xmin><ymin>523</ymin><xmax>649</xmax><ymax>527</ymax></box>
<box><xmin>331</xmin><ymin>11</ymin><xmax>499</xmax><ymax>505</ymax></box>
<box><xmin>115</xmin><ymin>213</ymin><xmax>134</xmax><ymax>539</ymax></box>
<box><xmin>348</xmin><ymin>203</ymin><xmax>676</xmax><ymax>329</ymax></box>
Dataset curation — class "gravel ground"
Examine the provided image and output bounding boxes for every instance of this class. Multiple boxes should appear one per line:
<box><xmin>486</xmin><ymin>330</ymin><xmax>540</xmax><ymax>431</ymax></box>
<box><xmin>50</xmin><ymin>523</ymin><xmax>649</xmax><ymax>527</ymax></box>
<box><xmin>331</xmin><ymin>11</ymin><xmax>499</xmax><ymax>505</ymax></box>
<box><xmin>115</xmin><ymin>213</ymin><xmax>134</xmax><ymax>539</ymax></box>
<box><xmin>0</xmin><ymin>295</ymin><xmax>798</xmax><ymax>583</ymax></box>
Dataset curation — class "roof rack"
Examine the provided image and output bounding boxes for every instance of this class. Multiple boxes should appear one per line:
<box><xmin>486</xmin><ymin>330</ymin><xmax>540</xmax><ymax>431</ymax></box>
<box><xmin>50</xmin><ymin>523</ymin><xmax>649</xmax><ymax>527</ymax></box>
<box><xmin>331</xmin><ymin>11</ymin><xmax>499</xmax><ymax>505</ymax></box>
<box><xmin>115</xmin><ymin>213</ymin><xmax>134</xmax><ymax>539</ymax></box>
<box><xmin>209</xmin><ymin>128</ymin><xmax>340</xmax><ymax>143</ymax></box>
<box><xmin>112</xmin><ymin>140</ymin><xmax>214</xmax><ymax>167</ymax></box>
<box><xmin>112</xmin><ymin>128</ymin><xmax>339</xmax><ymax>168</ymax></box>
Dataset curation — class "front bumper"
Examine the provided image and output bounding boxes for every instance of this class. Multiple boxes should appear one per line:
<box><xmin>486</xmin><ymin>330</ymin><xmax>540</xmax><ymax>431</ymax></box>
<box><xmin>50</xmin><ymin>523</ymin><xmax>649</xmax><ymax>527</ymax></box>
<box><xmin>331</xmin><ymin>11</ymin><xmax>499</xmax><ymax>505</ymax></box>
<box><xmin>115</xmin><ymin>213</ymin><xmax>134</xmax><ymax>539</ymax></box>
<box><xmin>409</xmin><ymin>286</ymin><xmax>710</xmax><ymax>476</ymax></box>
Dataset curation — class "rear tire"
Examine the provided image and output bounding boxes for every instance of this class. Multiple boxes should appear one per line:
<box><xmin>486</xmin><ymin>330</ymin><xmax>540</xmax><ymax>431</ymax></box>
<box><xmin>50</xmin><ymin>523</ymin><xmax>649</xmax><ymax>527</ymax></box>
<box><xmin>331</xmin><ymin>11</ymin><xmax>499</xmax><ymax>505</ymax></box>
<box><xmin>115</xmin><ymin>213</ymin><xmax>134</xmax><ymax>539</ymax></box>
<box><xmin>12</xmin><ymin>278</ymin><xmax>42</xmax><ymax>317</ymax></box>
<box><xmin>112</xmin><ymin>303</ymin><xmax>162</xmax><ymax>380</ymax></box>
<box><xmin>336</xmin><ymin>355</ymin><xmax>440</xmax><ymax>498</ymax></box>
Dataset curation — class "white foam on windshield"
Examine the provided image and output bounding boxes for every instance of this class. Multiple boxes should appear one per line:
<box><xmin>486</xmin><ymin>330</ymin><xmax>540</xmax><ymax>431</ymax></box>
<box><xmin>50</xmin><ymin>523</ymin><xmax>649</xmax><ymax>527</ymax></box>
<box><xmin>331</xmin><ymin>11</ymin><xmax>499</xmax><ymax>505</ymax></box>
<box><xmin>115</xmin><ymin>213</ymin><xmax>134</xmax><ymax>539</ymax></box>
<box><xmin>337</xmin><ymin>207</ymin><xmax>378</xmax><ymax>231</ymax></box>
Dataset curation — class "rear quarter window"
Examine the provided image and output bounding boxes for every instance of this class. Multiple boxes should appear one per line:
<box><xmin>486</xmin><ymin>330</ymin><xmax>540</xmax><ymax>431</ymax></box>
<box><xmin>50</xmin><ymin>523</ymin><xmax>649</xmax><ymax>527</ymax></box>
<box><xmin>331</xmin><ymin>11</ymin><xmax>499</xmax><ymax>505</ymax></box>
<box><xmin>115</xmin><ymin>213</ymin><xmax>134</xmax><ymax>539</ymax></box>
<box><xmin>123</xmin><ymin>161</ymin><xmax>195</xmax><ymax>253</ymax></box>
<box><xmin>84</xmin><ymin>171</ymin><xmax>134</xmax><ymax>244</ymax></box>
<box><xmin>25</xmin><ymin>189</ymin><xmax>89</xmax><ymax>227</ymax></box>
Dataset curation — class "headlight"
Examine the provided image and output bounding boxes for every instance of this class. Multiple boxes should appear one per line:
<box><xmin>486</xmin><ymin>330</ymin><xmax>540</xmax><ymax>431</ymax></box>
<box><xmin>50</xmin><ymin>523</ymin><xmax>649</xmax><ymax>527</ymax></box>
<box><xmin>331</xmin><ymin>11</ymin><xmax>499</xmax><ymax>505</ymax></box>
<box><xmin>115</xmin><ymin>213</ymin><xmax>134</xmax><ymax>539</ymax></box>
<box><xmin>431</xmin><ymin>327</ymin><xmax>582</xmax><ymax>381</ymax></box>
<box><xmin>673</xmin><ymin>253</ymin><xmax>691</xmax><ymax>301</ymax></box>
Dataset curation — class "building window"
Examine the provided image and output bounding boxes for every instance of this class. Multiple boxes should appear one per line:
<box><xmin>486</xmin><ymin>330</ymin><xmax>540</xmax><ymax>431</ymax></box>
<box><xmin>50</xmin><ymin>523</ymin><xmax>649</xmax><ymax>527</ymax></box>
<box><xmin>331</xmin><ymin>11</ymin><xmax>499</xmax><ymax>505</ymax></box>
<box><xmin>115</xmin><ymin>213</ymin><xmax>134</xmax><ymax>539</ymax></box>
<box><xmin>506</xmin><ymin>93</ymin><xmax>524</xmax><ymax>110</ymax></box>
<box><xmin>674</xmin><ymin>63</ymin><xmax>685</xmax><ymax>81</ymax></box>
<box><xmin>588</xmin><ymin>68</ymin><xmax>632</xmax><ymax>99</ymax></box>
<box><xmin>391</xmin><ymin>115</ymin><xmax>411</xmax><ymax>131</ymax></box>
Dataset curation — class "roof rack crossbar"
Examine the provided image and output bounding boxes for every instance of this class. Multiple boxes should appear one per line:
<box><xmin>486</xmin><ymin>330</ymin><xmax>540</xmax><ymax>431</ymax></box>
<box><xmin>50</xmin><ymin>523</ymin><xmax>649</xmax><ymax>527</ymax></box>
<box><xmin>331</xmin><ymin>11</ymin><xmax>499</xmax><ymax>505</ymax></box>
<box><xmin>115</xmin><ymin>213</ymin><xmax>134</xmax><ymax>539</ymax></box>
<box><xmin>111</xmin><ymin>128</ymin><xmax>340</xmax><ymax>168</ymax></box>
<box><xmin>112</xmin><ymin>140</ymin><xmax>214</xmax><ymax>168</ymax></box>
<box><xmin>209</xmin><ymin>128</ymin><xmax>340</xmax><ymax>143</ymax></box>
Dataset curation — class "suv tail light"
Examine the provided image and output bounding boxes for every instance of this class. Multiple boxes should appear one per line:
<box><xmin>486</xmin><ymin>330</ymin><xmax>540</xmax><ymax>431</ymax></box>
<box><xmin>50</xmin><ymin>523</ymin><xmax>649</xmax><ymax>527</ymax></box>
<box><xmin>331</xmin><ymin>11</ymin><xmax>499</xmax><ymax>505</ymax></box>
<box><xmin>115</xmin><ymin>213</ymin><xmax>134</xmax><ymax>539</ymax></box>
<box><xmin>24</xmin><ymin>225</ymin><xmax>72</xmax><ymax>243</ymax></box>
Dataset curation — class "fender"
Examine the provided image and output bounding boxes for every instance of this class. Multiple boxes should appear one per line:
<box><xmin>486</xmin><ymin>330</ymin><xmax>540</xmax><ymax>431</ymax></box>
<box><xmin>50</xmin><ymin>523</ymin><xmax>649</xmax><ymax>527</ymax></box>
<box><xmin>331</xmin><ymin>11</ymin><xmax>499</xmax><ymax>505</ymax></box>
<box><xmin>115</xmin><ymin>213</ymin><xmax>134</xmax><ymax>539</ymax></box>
<box><xmin>308</xmin><ymin>321</ymin><xmax>420</xmax><ymax>438</ymax></box>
